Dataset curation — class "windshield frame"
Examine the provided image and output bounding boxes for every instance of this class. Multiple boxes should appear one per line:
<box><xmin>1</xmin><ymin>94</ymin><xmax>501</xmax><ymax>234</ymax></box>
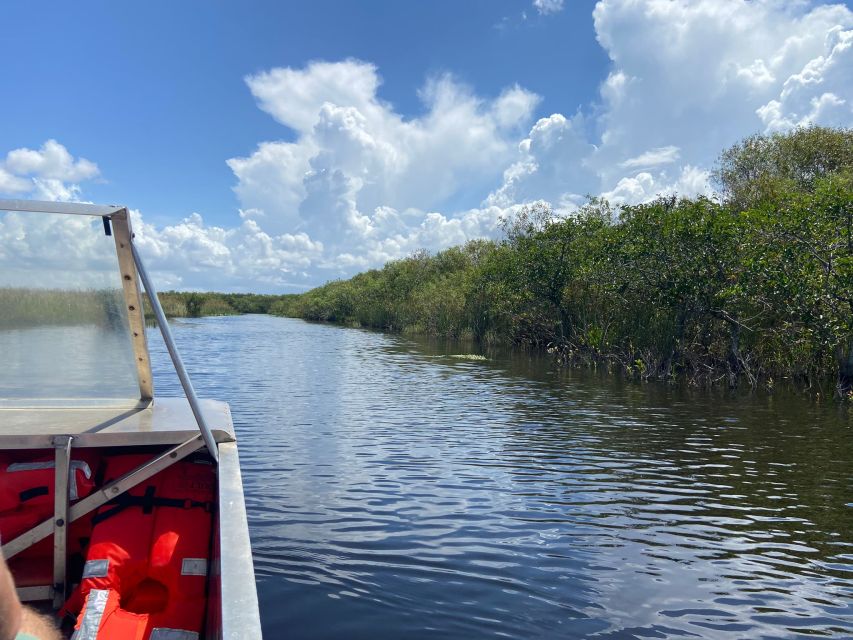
<box><xmin>0</xmin><ymin>199</ymin><xmax>153</xmax><ymax>404</ymax></box>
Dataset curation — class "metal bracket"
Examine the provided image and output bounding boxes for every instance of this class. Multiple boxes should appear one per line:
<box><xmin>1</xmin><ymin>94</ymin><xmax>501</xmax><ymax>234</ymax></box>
<box><xmin>132</xmin><ymin>241</ymin><xmax>220</xmax><ymax>463</ymax></box>
<box><xmin>53</xmin><ymin>435</ymin><xmax>73</xmax><ymax>608</ymax></box>
<box><xmin>16</xmin><ymin>586</ymin><xmax>54</xmax><ymax>602</ymax></box>
<box><xmin>112</xmin><ymin>209</ymin><xmax>154</xmax><ymax>402</ymax></box>
<box><xmin>1</xmin><ymin>436</ymin><xmax>206</xmax><ymax>561</ymax></box>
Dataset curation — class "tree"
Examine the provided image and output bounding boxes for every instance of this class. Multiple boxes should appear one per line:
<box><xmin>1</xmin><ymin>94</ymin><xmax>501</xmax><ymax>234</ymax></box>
<box><xmin>713</xmin><ymin>126</ymin><xmax>853</xmax><ymax>211</ymax></box>
<box><xmin>744</xmin><ymin>171</ymin><xmax>853</xmax><ymax>392</ymax></box>
<box><xmin>185</xmin><ymin>292</ymin><xmax>204</xmax><ymax>317</ymax></box>
<box><xmin>614</xmin><ymin>196</ymin><xmax>749</xmax><ymax>379</ymax></box>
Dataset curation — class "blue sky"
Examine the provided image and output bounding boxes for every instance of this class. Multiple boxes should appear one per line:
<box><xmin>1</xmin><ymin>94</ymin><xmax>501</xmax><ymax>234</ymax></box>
<box><xmin>0</xmin><ymin>1</ymin><xmax>605</xmax><ymax>226</ymax></box>
<box><xmin>1</xmin><ymin>1</ymin><xmax>852</xmax><ymax>291</ymax></box>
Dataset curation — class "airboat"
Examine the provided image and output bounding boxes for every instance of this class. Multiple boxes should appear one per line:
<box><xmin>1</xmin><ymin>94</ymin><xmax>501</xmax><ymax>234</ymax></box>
<box><xmin>0</xmin><ymin>200</ymin><xmax>262</xmax><ymax>639</ymax></box>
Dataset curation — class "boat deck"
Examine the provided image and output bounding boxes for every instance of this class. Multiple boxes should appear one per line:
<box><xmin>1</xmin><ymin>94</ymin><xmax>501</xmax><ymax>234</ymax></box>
<box><xmin>0</xmin><ymin>398</ymin><xmax>236</xmax><ymax>448</ymax></box>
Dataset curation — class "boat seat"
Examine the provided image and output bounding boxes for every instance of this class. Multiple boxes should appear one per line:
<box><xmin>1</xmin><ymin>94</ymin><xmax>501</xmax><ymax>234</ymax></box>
<box><xmin>63</xmin><ymin>454</ymin><xmax>215</xmax><ymax>640</ymax></box>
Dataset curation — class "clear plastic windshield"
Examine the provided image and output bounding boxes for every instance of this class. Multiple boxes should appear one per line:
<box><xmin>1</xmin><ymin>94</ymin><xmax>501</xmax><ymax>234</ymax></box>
<box><xmin>0</xmin><ymin>210</ymin><xmax>140</xmax><ymax>407</ymax></box>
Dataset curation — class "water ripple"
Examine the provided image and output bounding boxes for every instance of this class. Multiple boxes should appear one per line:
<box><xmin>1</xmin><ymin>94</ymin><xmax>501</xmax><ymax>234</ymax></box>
<box><xmin>149</xmin><ymin>315</ymin><xmax>853</xmax><ymax>639</ymax></box>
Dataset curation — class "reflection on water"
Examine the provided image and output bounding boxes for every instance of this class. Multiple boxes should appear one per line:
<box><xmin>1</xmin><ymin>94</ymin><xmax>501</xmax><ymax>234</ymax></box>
<box><xmin>149</xmin><ymin>315</ymin><xmax>853</xmax><ymax>639</ymax></box>
<box><xmin>0</xmin><ymin>324</ymin><xmax>139</xmax><ymax>404</ymax></box>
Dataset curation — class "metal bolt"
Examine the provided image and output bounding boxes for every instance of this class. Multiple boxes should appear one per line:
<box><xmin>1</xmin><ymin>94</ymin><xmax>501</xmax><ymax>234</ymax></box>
<box><xmin>56</xmin><ymin>518</ymin><xmax>65</xmax><ymax>527</ymax></box>
<box><xmin>111</xmin><ymin>486</ymin><xmax>119</xmax><ymax>494</ymax></box>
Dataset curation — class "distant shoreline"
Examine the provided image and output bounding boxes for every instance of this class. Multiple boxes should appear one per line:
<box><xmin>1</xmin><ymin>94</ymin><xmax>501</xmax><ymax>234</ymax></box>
<box><xmin>0</xmin><ymin>288</ymin><xmax>290</xmax><ymax>327</ymax></box>
<box><xmin>271</xmin><ymin>127</ymin><xmax>853</xmax><ymax>397</ymax></box>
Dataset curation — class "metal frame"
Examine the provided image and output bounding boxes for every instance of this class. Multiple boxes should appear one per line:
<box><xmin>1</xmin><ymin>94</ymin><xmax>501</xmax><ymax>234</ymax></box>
<box><xmin>0</xmin><ymin>198</ymin><xmax>218</xmax><ymax>461</ymax></box>
<box><xmin>0</xmin><ymin>199</ymin><xmax>241</xmax><ymax>614</ymax></box>
<box><xmin>111</xmin><ymin>210</ymin><xmax>154</xmax><ymax>402</ymax></box>
<box><xmin>17</xmin><ymin>586</ymin><xmax>54</xmax><ymax>603</ymax></box>
<box><xmin>214</xmin><ymin>443</ymin><xmax>262</xmax><ymax>639</ymax></box>
<box><xmin>0</xmin><ymin>199</ymin><xmax>124</xmax><ymax>217</ymax></box>
<box><xmin>52</xmin><ymin>435</ymin><xmax>73</xmax><ymax>608</ymax></box>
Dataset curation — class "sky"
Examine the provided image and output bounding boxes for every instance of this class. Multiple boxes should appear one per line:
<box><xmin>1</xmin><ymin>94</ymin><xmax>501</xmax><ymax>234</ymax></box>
<box><xmin>1</xmin><ymin>0</ymin><xmax>851</xmax><ymax>292</ymax></box>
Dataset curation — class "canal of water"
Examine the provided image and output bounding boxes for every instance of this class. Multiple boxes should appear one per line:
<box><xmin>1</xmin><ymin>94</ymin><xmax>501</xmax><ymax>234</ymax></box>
<box><xmin>149</xmin><ymin>314</ymin><xmax>853</xmax><ymax>639</ymax></box>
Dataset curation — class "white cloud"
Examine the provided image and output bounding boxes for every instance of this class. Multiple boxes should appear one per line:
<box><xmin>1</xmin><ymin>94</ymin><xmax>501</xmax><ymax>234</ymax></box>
<box><xmin>246</xmin><ymin>60</ymin><xmax>384</xmax><ymax>134</ymax></box>
<box><xmin>5</xmin><ymin>139</ymin><xmax>99</xmax><ymax>183</ymax></box>
<box><xmin>484</xmin><ymin>0</ymin><xmax>852</xmax><ymax>216</ymax></box>
<box><xmin>533</xmin><ymin>0</ymin><xmax>564</xmax><ymax>16</ymax></box>
<box><xmin>130</xmin><ymin>211</ymin><xmax>325</xmax><ymax>290</ymax></box>
<box><xmin>0</xmin><ymin>211</ymin><xmax>120</xmax><ymax>289</ymax></box>
<box><xmin>225</xmin><ymin>60</ymin><xmax>540</xmax><ymax>285</ymax></box>
<box><xmin>621</xmin><ymin>146</ymin><xmax>681</xmax><ymax>169</ymax></box>
<box><xmin>484</xmin><ymin>112</ymin><xmax>596</xmax><ymax>209</ymax></box>
<box><xmin>0</xmin><ymin>168</ymin><xmax>30</xmax><ymax>195</ymax></box>
<box><xmin>0</xmin><ymin>140</ymin><xmax>99</xmax><ymax>202</ymax></box>
<box><xmin>234</xmin><ymin>62</ymin><xmax>539</xmax><ymax>224</ymax></box>
<box><xmin>757</xmin><ymin>24</ymin><xmax>852</xmax><ymax>131</ymax></box>
<box><xmin>601</xmin><ymin>165</ymin><xmax>711</xmax><ymax>206</ymax></box>
<box><xmin>226</xmin><ymin>141</ymin><xmax>312</xmax><ymax>230</ymax></box>
<box><xmin>587</xmin><ymin>0</ymin><xmax>853</xmax><ymax>186</ymax></box>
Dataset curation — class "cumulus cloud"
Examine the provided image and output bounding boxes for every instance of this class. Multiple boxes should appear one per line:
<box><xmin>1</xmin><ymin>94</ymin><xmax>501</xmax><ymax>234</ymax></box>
<box><xmin>0</xmin><ymin>140</ymin><xmax>100</xmax><ymax>202</ymax></box>
<box><xmin>130</xmin><ymin>211</ymin><xmax>325</xmax><ymax>290</ymax></box>
<box><xmin>0</xmin><ymin>210</ymin><xmax>120</xmax><ymax>289</ymax></box>
<box><xmin>0</xmin><ymin>142</ymin><xmax>107</xmax><ymax>286</ymax></box>
<box><xmin>757</xmin><ymin>24</ymin><xmax>853</xmax><ymax>131</ymax></box>
<box><xmin>484</xmin><ymin>112</ymin><xmax>596</xmax><ymax>210</ymax></box>
<box><xmin>0</xmin><ymin>168</ymin><xmax>30</xmax><ymax>195</ymax></box>
<box><xmin>601</xmin><ymin>165</ymin><xmax>711</xmax><ymax>206</ymax></box>
<box><xmin>5</xmin><ymin>140</ymin><xmax>99</xmax><ymax>183</ymax></box>
<box><xmin>0</xmin><ymin>140</ymin><xmax>322</xmax><ymax>291</ymax></box>
<box><xmin>483</xmin><ymin>0</ymin><xmax>852</xmax><ymax>216</ymax></box>
<box><xmin>588</xmin><ymin>0</ymin><xmax>853</xmax><ymax>184</ymax></box>
<box><xmin>226</xmin><ymin>60</ymin><xmax>541</xmax><ymax>284</ymax></box>
<box><xmin>233</xmin><ymin>62</ymin><xmax>540</xmax><ymax>224</ymax></box>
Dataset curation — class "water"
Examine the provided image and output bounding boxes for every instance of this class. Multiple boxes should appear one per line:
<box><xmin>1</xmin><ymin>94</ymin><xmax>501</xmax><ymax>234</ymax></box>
<box><xmin>147</xmin><ymin>314</ymin><xmax>853</xmax><ymax>639</ymax></box>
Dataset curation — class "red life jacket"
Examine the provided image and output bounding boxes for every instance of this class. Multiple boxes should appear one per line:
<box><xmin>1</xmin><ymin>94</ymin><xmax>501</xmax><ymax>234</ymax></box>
<box><xmin>0</xmin><ymin>450</ymin><xmax>98</xmax><ymax>516</ymax></box>
<box><xmin>65</xmin><ymin>455</ymin><xmax>215</xmax><ymax>640</ymax></box>
<box><xmin>0</xmin><ymin>451</ymin><xmax>99</xmax><ymax>587</ymax></box>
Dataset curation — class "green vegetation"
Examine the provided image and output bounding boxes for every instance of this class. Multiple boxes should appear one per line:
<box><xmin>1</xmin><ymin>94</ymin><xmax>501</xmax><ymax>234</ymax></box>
<box><xmin>145</xmin><ymin>291</ymin><xmax>287</xmax><ymax>318</ymax></box>
<box><xmin>272</xmin><ymin>126</ymin><xmax>853</xmax><ymax>395</ymax></box>
<box><xmin>0</xmin><ymin>288</ymin><xmax>128</xmax><ymax>329</ymax></box>
<box><xmin>0</xmin><ymin>288</ymin><xmax>289</xmax><ymax>327</ymax></box>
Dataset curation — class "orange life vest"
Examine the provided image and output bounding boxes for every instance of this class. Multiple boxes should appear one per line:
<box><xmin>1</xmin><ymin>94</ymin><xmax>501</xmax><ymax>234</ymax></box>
<box><xmin>0</xmin><ymin>450</ymin><xmax>97</xmax><ymax>517</ymax></box>
<box><xmin>0</xmin><ymin>451</ymin><xmax>99</xmax><ymax>587</ymax></box>
<box><xmin>65</xmin><ymin>455</ymin><xmax>215</xmax><ymax>640</ymax></box>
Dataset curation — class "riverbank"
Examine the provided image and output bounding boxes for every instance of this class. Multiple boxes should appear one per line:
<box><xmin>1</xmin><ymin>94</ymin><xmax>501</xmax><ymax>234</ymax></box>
<box><xmin>0</xmin><ymin>288</ymin><xmax>290</xmax><ymax>325</ymax></box>
<box><xmin>147</xmin><ymin>291</ymin><xmax>292</xmax><ymax>318</ymax></box>
<box><xmin>271</xmin><ymin>127</ymin><xmax>853</xmax><ymax>396</ymax></box>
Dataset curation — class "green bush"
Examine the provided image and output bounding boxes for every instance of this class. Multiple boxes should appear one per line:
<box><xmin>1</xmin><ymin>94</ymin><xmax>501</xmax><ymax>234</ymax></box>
<box><xmin>274</xmin><ymin>127</ymin><xmax>853</xmax><ymax>395</ymax></box>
